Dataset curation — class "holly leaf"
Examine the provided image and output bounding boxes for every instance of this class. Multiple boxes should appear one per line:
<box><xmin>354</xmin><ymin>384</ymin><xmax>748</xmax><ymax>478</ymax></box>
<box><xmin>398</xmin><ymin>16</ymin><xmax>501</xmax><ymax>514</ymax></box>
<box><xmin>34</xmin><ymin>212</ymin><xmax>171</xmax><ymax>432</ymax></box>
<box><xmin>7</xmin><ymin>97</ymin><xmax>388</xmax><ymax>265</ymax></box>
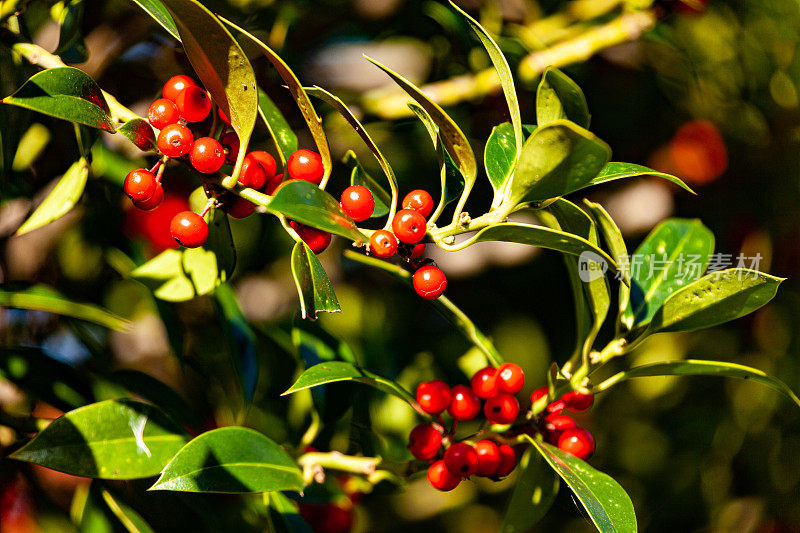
<box><xmin>258</xmin><ymin>88</ymin><xmax>297</xmax><ymax>167</ymax></box>
<box><xmin>588</xmin><ymin>162</ymin><xmax>695</xmax><ymax>195</ymax></box>
<box><xmin>16</xmin><ymin>158</ymin><xmax>89</xmax><ymax>235</ymax></box>
<box><xmin>118</xmin><ymin>118</ymin><xmax>156</xmax><ymax>151</ymax></box>
<box><xmin>129</xmin><ymin>0</ymin><xmax>180</xmax><ymax>39</ymax></box>
<box><xmin>343</xmin><ymin>151</ymin><xmax>390</xmax><ymax>218</ymax></box>
<box><xmin>501</xmin><ymin>448</ymin><xmax>560</xmax><ymax>533</ymax></box>
<box><xmin>485</xmin><ymin>122</ymin><xmax>517</xmax><ymax>201</ymax></box>
<box><xmin>291</xmin><ymin>241</ymin><xmax>340</xmax><ymax>320</ymax></box>
<box><xmin>536</xmin><ymin>67</ymin><xmax>590</xmax><ymax>129</ymax></box>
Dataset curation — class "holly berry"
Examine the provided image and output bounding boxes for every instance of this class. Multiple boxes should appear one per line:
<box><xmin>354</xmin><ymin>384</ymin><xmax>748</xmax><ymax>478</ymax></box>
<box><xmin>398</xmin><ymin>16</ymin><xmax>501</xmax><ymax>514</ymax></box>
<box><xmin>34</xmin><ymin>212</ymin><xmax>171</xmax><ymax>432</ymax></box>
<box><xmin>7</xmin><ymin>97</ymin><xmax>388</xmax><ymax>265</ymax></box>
<box><xmin>290</xmin><ymin>221</ymin><xmax>332</xmax><ymax>254</ymax></box>
<box><xmin>287</xmin><ymin>149</ymin><xmax>324</xmax><ymax>184</ymax></box>
<box><xmin>562</xmin><ymin>391</ymin><xmax>594</xmax><ymax>412</ymax></box>
<box><xmin>226</xmin><ymin>196</ymin><xmax>255</xmax><ymax>219</ymax></box>
<box><xmin>443</xmin><ymin>443</ymin><xmax>479</xmax><ymax>478</ymax></box>
<box><xmin>427</xmin><ymin>460</ymin><xmax>460</xmax><ymax>492</ymax></box>
<box><xmin>237</xmin><ymin>153</ymin><xmax>268</xmax><ymax>189</ymax></box>
<box><xmin>175</xmin><ymin>85</ymin><xmax>211</xmax><ymax>122</ymax></box>
<box><xmin>124</xmin><ymin>169</ymin><xmax>157</xmax><ymax>201</ymax></box>
<box><xmin>496</xmin><ymin>362</ymin><xmax>524</xmax><ymax>395</ymax></box>
<box><xmin>473</xmin><ymin>440</ymin><xmax>501</xmax><ymax>477</ymax></box>
<box><xmin>169</xmin><ymin>211</ymin><xmax>208</xmax><ymax>248</ymax></box>
<box><xmin>447</xmin><ymin>385</ymin><xmax>481</xmax><ymax>421</ymax></box>
<box><xmin>340</xmin><ymin>185</ymin><xmax>374</xmax><ymax>221</ymax></box>
<box><xmin>530</xmin><ymin>386</ymin><xmax>548</xmax><ymax>407</ymax></box>
<box><xmin>544</xmin><ymin>414</ymin><xmax>577</xmax><ymax>444</ymax></box>
<box><xmin>471</xmin><ymin>367</ymin><xmax>499</xmax><ymax>399</ymax></box>
<box><xmin>484</xmin><ymin>393</ymin><xmax>520</xmax><ymax>425</ymax></box>
<box><xmin>410</xmin><ymin>243</ymin><xmax>426</xmax><ymax>259</ymax></box>
<box><xmin>147</xmin><ymin>99</ymin><xmax>180</xmax><ymax>130</ymax></box>
<box><xmin>402</xmin><ymin>189</ymin><xmax>434</xmax><ymax>218</ymax></box>
<box><xmin>494</xmin><ymin>445</ymin><xmax>517</xmax><ymax>477</ymax></box>
<box><xmin>557</xmin><ymin>428</ymin><xmax>595</xmax><ymax>460</ymax></box>
<box><xmin>392</xmin><ymin>209</ymin><xmax>427</xmax><ymax>244</ymax></box>
<box><xmin>220</xmin><ymin>132</ymin><xmax>240</xmax><ymax>164</ymax></box>
<box><xmin>369</xmin><ymin>230</ymin><xmax>398</xmax><ymax>259</ymax></box>
<box><xmin>298</xmin><ymin>503</ymin><xmax>353</xmax><ymax>533</ymax></box>
<box><xmin>190</xmin><ymin>137</ymin><xmax>225</xmax><ymax>174</ymax></box>
<box><xmin>248</xmin><ymin>151</ymin><xmax>277</xmax><ymax>181</ymax></box>
<box><xmin>264</xmin><ymin>174</ymin><xmax>283</xmax><ymax>196</ymax></box>
<box><xmin>162</xmin><ymin>75</ymin><xmax>197</xmax><ymax>102</ymax></box>
<box><xmin>157</xmin><ymin>123</ymin><xmax>194</xmax><ymax>157</ymax></box>
<box><xmin>408</xmin><ymin>423</ymin><xmax>442</xmax><ymax>460</ymax></box>
<box><xmin>132</xmin><ymin>183</ymin><xmax>163</xmax><ymax>211</ymax></box>
<box><xmin>416</xmin><ymin>380</ymin><xmax>451</xmax><ymax>415</ymax></box>
<box><xmin>413</xmin><ymin>265</ymin><xmax>447</xmax><ymax>300</ymax></box>
<box><xmin>547</xmin><ymin>399</ymin><xmax>566</xmax><ymax>415</ymax></box>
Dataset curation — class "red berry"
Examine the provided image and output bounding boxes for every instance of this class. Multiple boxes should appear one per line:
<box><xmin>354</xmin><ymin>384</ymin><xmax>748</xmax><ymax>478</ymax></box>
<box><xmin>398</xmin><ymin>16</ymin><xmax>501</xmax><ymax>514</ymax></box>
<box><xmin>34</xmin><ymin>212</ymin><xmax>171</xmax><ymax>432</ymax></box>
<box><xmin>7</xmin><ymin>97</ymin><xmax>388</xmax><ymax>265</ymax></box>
<box><xmin>544</xmin><ymin>414</ymin><xmax>577</xmax><ymax>444</ymax></box>
<box><xmin>392</xmin><ymin>209</ymin><xmax>427</xmax><ymax>244</ymax></box>
<box><xmin>226</xmin><ymin>196</ymin><xmax>255</xmax><ymax>219</ymax></box>
<box><xmin>447</xmin><ymin>385</ymin><xmax>480</xmax><ymax>421</ymax></box>
<box><xmin>264</xmin><ymin>174</ymin><xmax>283</xmax><ymax>196</ymax></box>
<box><xmin>340</xmin><ymin>185</ymin><xmax>374</xmax><ymax>221</ymax></box>
<box><xmin>558</xmin><ymin>428</ymin><xmax>595</xmax><ymax>460</ymax></box>
<box><xmin>444</xmin><ymin>443</ymin><xmax>479</xmax><ymax>478</ymax></box>
<box><xmin>237</xmin><ymin>153</ymin><xmax>268</xmax><ymax>189</ymax></box>
<box><xmin>427</xmin><ymin>460</ymin><xmax>460</xmax><ymax>492</ymax></box>
<box><xmin>220</xmin><ymin>132</ymin><xmax>240</xmax><ymax>164</ymax></box>
<box><xmin>248</xmin><ymin>151</ymin><xmax>277</xmax><ymax>181</ymax></box>
<box><xmin>494</xmin><ymin>444</ymin><xmax>517</xmax><ymax>477</ymax></box>
<box><xmin>496</xmin><ymin>362</ymin><xmax>524</xmax><ymax>395</ymax></box>
<box><xmin>190</xmin><ymin>137</ymin><xmax>225</xmax><ymax>174</ymax></box>
<box><xmin>415</xmin><ymin>380</ymin><xmax>451</xmax><ymax>415</ymax></box>
<box><xmin>530</xmin><ymin>386</ymin><xmax>549</xmax><ymax>406</ymax></box>
<box><xmin>175</xmin><ymin>85</ymin><xmax>211</xmax><ymax>123</ymax></box>
<box><xmin>413</xmin><ymin>265</ymin><xmax>447</xmax><ymax>300</ymax></box>
<box><xmin>473</xmin><ymin>440</ymin><xmax>501</xmax><ymax>477</ymax></box>
<box><xmin>218</xmin><ymin>107</ymin><xmax>230</xmax><ymax>125</ymax></box>
<box><xmin>369</xmin><ymin>230</ymin><xmax>397</xmax><ymax>258</ymax></box>
<box><xmin>124</xmin><ymin>169</ymin><xmax>157</xmax><ymax>201</ymax></box>
<box><xmin>287</xmin><ymin>149</ymin><xmax>324</xmax><ymax>184</ymax></box>
<box><xmin>547</xmin><ymin>399</ymin><xmax>566</xmax><ymax>415</ymax></box>
<box><xmin>169</xmin><ymin>211</ymin><xmax>208</xmax><ymax>248</ymax></box>
<box><xmin>471</xmin><ymin>367</ymin><xmax>499</xmax><ymax>399</ymax></box>
<box><xmin>408</xmin><ymin>423</ymin><xmax>442</xmax><ymax>460</ymax></box>
<box><xmin>410</xmin><ymin>243</ymin><xmax>426</xmax><ymax>259</ymax></box>
<box><xmin>402</xmin><ymin>189</ymin><xmax>434</xmax><ymax>218</ymax></box>
<box><xmin>562</xmin><ymin>391</ymin><xmax>594</xmax><ymax>412</ymax></box>
<box><xmin>147</xmin><ymin>99</ymin><xmax>180</xmax><ymax>130</ymax></box>
<box><xmin>157</xmin><ymin>123</ymin><xmax>193</xmax><ymax>157</ymax></box>
<box><xmin>298</xmin><ymin>503</ymin><xmax>353</xmax><ymax>533</ymax></box>
<box><xmin>484</xmin><ymin>393</ymin><xmax>520</xmax><ymax>425</ymax></box>
<box><xmin>290</xmin><ymin>221</ymin><xmax>331</xmax><ymax>254</ymax></box>
<box><xmin>132</xmin><ymin>183</ymin><xmax>163</xmax><ymax>211</ymax></box>
<box><xmin>162</xmin><ymin>75</ymin><xmax>197</xmax><ymax>102</ymax></box>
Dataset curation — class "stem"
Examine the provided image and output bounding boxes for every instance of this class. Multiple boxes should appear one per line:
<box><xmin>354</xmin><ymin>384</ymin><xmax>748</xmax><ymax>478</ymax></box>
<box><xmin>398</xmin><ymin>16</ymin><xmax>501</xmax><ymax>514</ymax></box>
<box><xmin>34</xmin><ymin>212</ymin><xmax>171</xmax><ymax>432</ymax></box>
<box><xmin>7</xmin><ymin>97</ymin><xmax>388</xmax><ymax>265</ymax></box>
<box><xmin>298</xmin><ymin>452</ymin><xmax>379</xmax><ymax>476</ymax></box>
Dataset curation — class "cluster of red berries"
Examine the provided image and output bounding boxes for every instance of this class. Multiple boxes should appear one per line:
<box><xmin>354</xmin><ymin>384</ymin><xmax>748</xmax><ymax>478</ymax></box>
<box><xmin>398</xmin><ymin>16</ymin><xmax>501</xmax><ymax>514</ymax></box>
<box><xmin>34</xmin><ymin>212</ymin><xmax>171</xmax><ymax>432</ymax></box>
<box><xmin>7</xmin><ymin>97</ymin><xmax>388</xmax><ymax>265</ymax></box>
<box><xmin>122</xmin><ymin>74</ymin><xmax>327</xmax><ymax>250</ymax></box>
<box><xmin>409</xmin><ymin>363</ymin><xmax>596</xmax><ymax>491</ymax></box>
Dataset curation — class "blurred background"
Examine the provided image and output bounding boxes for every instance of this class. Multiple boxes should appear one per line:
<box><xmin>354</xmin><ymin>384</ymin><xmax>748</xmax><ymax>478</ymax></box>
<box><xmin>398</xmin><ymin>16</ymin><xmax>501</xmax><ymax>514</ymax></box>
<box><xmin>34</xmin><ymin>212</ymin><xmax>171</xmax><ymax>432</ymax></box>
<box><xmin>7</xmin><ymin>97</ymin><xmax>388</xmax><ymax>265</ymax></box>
<box><xmin>2</xmin><ymin>0</ymin><xmax>800</xmax><ymax>531</ymax></box>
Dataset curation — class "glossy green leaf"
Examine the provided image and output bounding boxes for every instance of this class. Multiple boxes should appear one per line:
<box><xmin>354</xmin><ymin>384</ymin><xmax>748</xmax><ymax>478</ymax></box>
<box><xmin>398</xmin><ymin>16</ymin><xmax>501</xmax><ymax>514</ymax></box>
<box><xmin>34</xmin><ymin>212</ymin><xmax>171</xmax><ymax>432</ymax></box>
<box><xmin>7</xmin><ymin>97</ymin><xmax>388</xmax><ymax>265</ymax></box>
<box><xmin>258</xmin><ymin>88</ymin><xmax>297</xmax><ymax>167</ymax></box>
<box><xmin>78</xmin><ymin>483</ymin><xmax>116</xmax><ymax>533</ymax></box>
<box><xmin>595</xmin><ymin>360</ymin><xmax>800</xmax><ymax>408</ymax></box>
<box><xmin>108</xmin><ymin>369</ymin><xmax>199</xmax><ymax>430</ymax></box>
<box><xmin>150</xmin><ymin>427</ymin><xmax>303</xmax><ymax>493</ymax></box>
<box><xmin>485</xmin><ymin>122</ymin><xmax>517</xmax><ymax>200</ymax></box>
<box><xmin>129</xmin><ymin>0</ymin><xmax>179</xmax><ymax>39</ymax></box>
<box><xmin>101</xmin><ymin>489</ymin><xmax>155</xmax><ymax>533</ymax></box>
<box><xmin>267</xmin><ymin>492</ymin><xmax>314</xmax><ymax>533</ymax></box>
<box><xmin>504</xmin><ymin>120</ymin><xmax>611</xmax><ymax>206</ymax></box>
<box><xmin>214</xmin><ymin>283</ymin><xmax>258</xmax><ymax>402</ymax></box>
<box><xmin>588</xmin><ymin>162</ymin><xmax>695</xmax><ymax>195</ymax></box>
<box><xmin>16</xmin><ymin>158</ymin><xmax>89</xmax><ymax>235</ymax></box>
<box><xmin>117</xmin><ymin>119</ymin><xmax>156</xmax><ymax>151</ymax></box>
<box><xmin>291</xmin><ymin>241</ymin><xmax>340</xmax><ymax>320</ymax></box>
<box><xmin>536</xmin><ymin>68</ymin><xmax>590</xmax><ymax>129</ymax></box>
<box><xmin>649</xmin><ymin>269</ymin><xmax>783</xmax><ymax>333</ymax></box>
<box><xmin>450</xmin><ymin>1</ymin><xmax>522</xmax><ymax>157</ymax></box>
<box><xmin>527</xmin><ymin>436</ymin><xmax>638</xmax><ymax>533</ymax></box>
<box><xmin>160</xmin><ymin>0</ymin><xmax>257</xmax><ymax>179</ymax></box>
<box><xmin>627</xmin><ymin>218</ymin><xmax>714</xmax><ymax>327</ymax></box>
<box><xmin>10</xmin><ymin>399</ymin><xmax>188</xmax><ymax>479</ymax></box>
<box><xmin>0</xmin><ymin>283</ymin><xmax>128</xmax><ymax>330</ymax></box>
<box><xmin>2</xmin><ymin>67</ymin><xmax>114</xmax><ymax>131</ymax></box>
<box><xmin>501</xmin><ymin>448</ymin><xmax>560</xmax><ymax>533</ymax></box>
<box><xmin>54</xmin><ymin>0</ymin><xmax>88</xmax><ymax>63</ymax></box>
<box><xmin>343</xmin><ymin>151</ymin><xmax>390</xmax><ymax>217</ymax></box>
<box><xmin>267</xmin><ymin>180</ymin><xmax>364</xmax><ymax>244</ymax></box>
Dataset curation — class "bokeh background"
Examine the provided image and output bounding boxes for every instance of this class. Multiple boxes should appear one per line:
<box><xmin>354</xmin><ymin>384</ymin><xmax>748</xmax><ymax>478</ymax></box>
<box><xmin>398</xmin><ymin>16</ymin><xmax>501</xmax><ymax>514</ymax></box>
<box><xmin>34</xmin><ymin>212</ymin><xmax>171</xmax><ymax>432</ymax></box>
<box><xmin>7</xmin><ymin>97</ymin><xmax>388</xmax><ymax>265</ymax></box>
<box><xmin>2</xmin><ymin>0</ymin><xmax>800</xmax><ymax>531</ymax></box>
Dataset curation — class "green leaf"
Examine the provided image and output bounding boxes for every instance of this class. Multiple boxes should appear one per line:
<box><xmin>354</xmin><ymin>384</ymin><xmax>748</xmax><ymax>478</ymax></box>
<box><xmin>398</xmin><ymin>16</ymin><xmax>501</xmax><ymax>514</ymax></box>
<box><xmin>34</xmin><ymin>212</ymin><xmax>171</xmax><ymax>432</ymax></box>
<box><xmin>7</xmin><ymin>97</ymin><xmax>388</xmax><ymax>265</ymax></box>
<box><xmin>214</xmin><ymin>283</ymin><xmax>258</xmax><ymax>402</ymax></box>
<box><xmin>501</xmin><ymin>448</ymin><xmax>560</xmax><ymax>533</ymax></box>
<box><xmin>117</xmin><ymin>119</ymin><xmax>156</xmax><ymax>152</ymax></box>
<box><xmin>150</xmin><ymin>427</ymin><xmax>304</xmax><ymax>493</ymax></box>
<box><xmin>526</xmin><ymin>436</ymin><xmax>638</xmax><ymax>533</ymax></box>
<box><xmin>160</xmin><ymin>0</ymin><xmax>257</xmax><ymax>179</ymax></box>
<box><xmin>54</xmin><ymin>0</ymin><xmax>88</xmax><ymax>63</ymax></box>
<box><xmin>16</xmin><ymin>158</ymin><xmax>89</xmax><ymax>235</ymax></box>
<box><xmin>267</xmin><ymin>180</ymin><xmax>364</xmax><ymax>244</ymax></box>
<box><xmin>267</xmin><ymin>492</ymin><xmax>313</xmax><ymax>533</ymax></box>
<box><xmin>9</xmin><ymin>399</ymin><xmax>188</xmax><ymax>479</ymax></box>
<box><xmin>101</xmin><ymin>489</ymin><xmax>155</xmax><ymax>533</ymax></box>
<box><xmin>343</xmin><ymin>151</ymin><xmax>390</xmax><ymax>218</ymax></box>
<box><xmin>2</xmin><ymin>67</ymin><xmax>114</xmax><ymax>131</ymax></box>
<box><xmin>449</xmin><ymin>1</ymin><xmax>522</xmax><ymax>158</ymax></box>
<box><xmin>291</xmin><ymin>241</ymin><xmax>341</xmax><ymax>320</ymax></box>
<box><xmin>107</xmin><ymin>369</ymin><xmax>200</xmax><ymax>430</ymax></box>
<box><xmin>588</xmin><ymin>162</ymin><xmax>695</xmax><ymax>195</ymax></box>
<box><xmin>258</xmin><ymin>88</ymin><xmax>297</xmax><ymax>167</ymax></box>
<box><xmin>536</xmin><ymin>68</ymin><xmax>591</xmax><ymax>129</ymax></box>
<box><xmin>595</xmin><ymin>360</ymin><xmax>800</xmax><ymax>408</ymax></box>
<box><xmin>129</xmin><ymin>0</ymin><xmax>180</xmax><ymax>40</ymax></box>
<box><xmin>504</xmin><ymin>120</ymin><xmax>611</xmax><ymax>206</ymax></box>
<box><xmin>0</xmin><ymin>283</ymin><xmax>128</xmax><ymax>330</ymax></box>
<box><xmin>627</xmin><ymin>218</ymin><xmax>715</xmax><ymax>327</ymax></box>
<box><xmin>485</xmin><ymin>122</ymin><xmax>517</xmax><ymax>201</ymax></box>
<box><xmin>649</xmin><ymin>269</ymin><xmax>783</xmax><ymax>333</ymax></box>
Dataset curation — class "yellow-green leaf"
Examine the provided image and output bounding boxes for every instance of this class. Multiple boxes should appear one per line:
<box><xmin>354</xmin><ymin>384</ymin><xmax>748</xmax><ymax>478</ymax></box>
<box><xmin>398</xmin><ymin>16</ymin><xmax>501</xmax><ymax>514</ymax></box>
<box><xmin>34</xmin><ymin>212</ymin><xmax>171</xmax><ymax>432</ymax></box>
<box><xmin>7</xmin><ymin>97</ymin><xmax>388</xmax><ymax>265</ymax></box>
<box><xmin>16</xmin><ymin>158</ymin><xmax>89</xmax><ymax>235</ymax></box>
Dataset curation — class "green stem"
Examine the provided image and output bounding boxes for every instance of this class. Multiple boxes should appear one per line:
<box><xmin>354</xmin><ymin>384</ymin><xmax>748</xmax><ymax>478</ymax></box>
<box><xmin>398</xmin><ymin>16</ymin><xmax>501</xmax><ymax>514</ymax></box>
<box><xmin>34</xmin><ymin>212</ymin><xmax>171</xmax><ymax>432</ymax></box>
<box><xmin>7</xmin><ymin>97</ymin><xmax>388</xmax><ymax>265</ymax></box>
<box><xmin>298</xmin><ymin>452</ymin><xmax>379</xmax><ymax>476</ymax></box>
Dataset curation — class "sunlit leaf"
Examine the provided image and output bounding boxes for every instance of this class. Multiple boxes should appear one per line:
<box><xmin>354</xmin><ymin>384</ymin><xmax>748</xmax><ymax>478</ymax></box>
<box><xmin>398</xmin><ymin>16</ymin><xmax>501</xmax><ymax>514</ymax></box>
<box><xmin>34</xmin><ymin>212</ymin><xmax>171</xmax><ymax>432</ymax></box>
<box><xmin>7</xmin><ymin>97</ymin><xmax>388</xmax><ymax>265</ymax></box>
<box><xmin>588</xmin><ymin>162</ymin><xmax>695</xmax><ymax>195</ymax></box>
<box><xmin>501</xmin><ymin>448</ymin><xmax>559</xmax><ymax>533</ymax></box>
<box><xmin>16</xmin><ymin>158</ymin><xmax>89</xmax><ymax>235</ymax></box>
<box><xmin>54</xmin><ymin>0</ymin><xmax>88</xmax><ymax>63</ymax></box>
<box><xmin>536</xmin><ymin>67</ymin><xmax>590</xmax><ymax>129</ymax></box>
<box><xmin>118</xmin><ymin>118</ymin><xmax>156</xmax><ymax>151</ymax></box>
<box><xmin>258</xmin><ymin>87</ymin><xmax>297</xmax><ymax>166</ymax></box>
<box><xmin>485</xmin><ymin>122</ymin><xmax>516</xmax><ymax>201</ymax></box>
<box><xmin>343</xmin><ymin>151</ymin><xmax>390</xmax><ymax>217</ymax></box>
<box><xmin>291</xmin><ymin>242</ymin><xmax>340</xmax><ymax>320</ymax></box>
<box><xmin>129</xmin><ymin>0</ymin><xmax>179</xmax><ymax>39</ymax></box>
